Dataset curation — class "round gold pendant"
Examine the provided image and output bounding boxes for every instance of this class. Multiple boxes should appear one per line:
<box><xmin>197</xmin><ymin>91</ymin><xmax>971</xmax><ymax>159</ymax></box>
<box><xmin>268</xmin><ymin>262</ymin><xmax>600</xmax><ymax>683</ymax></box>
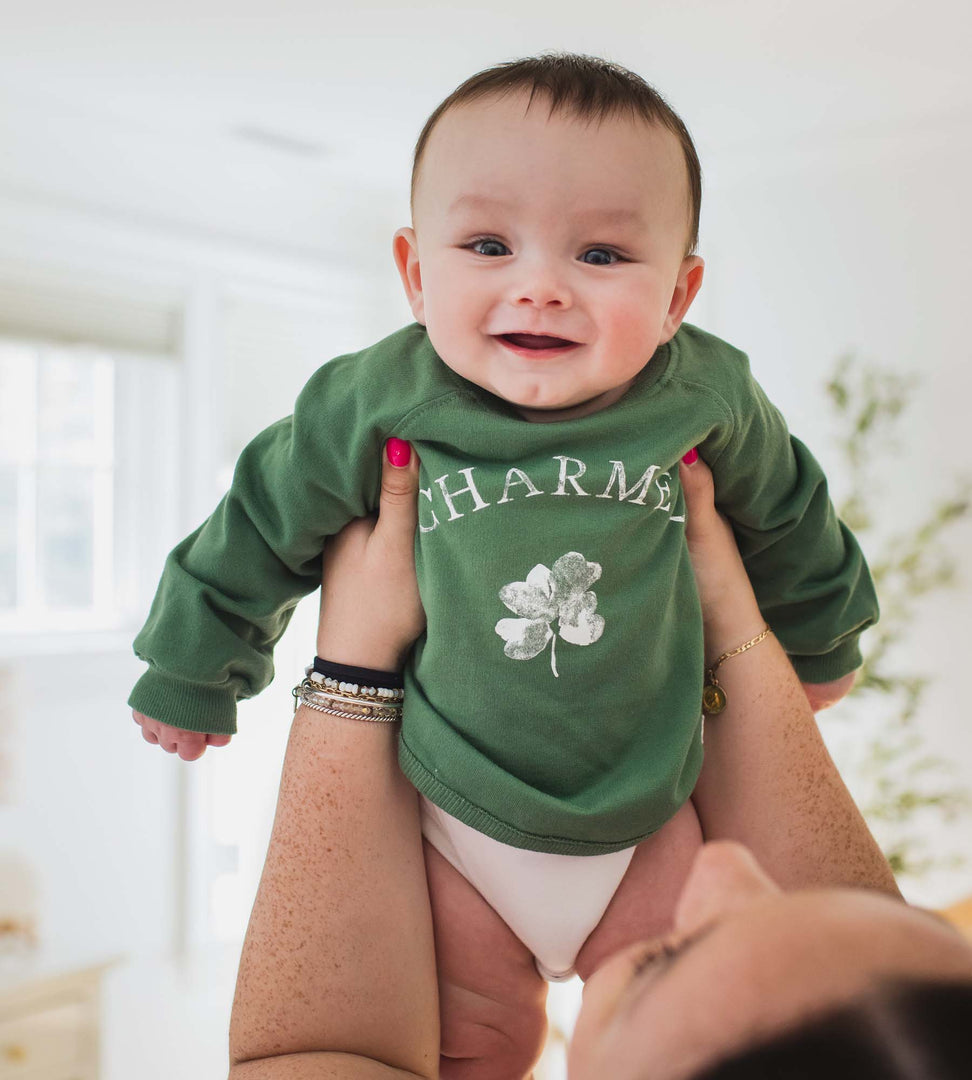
<box><xmin>702</xmin><ymin>683</ymin><xmax>727</xmax><ymax>716</ymax></box>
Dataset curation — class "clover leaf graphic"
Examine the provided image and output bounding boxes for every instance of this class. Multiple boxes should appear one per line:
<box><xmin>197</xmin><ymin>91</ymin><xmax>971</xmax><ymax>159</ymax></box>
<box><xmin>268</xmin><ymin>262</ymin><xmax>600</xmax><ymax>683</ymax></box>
<box><xmin>494</xmin><ymin>551</ymin><xmax>605</xmax><ymax>677</ymax></box>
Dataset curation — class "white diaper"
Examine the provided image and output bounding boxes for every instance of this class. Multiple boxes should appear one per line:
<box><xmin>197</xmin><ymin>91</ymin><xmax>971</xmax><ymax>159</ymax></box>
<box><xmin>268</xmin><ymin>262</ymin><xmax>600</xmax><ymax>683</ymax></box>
<box><xmin>419</xmin><ymin>794</ymin><xmax>637</xmax><ymax>981</ymax></box>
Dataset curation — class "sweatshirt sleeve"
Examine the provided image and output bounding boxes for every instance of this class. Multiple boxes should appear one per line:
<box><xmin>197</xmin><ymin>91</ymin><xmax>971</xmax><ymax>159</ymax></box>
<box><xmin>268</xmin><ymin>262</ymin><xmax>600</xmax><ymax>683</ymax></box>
<box><xmin>128</xmin><ymin>356</ymin><xmax>385</xmax><ymax>734</ymax></box>
<box><xmin>696</xmin><ymin>354</ymin><xmax>879</xmax><ymax>683</ymax></box>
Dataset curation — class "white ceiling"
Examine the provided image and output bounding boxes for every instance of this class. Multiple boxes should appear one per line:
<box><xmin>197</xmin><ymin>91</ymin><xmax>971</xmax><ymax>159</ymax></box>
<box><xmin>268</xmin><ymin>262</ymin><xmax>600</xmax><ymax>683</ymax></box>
<box><xmin>1</xmin><ymin>0</ymin><xmax>970</xmax><ymax>261</ymax></box>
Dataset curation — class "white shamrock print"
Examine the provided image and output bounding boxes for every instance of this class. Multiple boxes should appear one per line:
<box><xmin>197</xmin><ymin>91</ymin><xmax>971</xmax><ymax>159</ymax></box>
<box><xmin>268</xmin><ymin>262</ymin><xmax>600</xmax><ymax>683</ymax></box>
<box><xmin>495</xmin><ymin>551</ymin><xmax>605</xmax><ymax>677</ymax></box>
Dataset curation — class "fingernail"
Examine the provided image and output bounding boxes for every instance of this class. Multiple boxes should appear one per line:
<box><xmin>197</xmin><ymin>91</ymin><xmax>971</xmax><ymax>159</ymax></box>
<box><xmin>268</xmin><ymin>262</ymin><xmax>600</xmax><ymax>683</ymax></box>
<box><xmin>682</xmin><ymin>447</ymin><xmax>699</xmax><ymax>465</ymax></box>
<box><xmin>386</xmin><ymin>437</ymin><xmax>411</xmax><ymax>467</ymax></box>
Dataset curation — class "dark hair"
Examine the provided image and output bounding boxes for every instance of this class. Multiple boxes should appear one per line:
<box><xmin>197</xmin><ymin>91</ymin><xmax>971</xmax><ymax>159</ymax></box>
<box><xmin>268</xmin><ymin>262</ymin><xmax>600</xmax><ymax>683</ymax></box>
<box><xmin>692</xmin><ymin>979</ymin><xmax>972</xmax><ymax>1079</ymax></box>
<box><xmin>410</xmin><ymin>52</ymin><xmax>702</xmax><ymax>255</ymax></box>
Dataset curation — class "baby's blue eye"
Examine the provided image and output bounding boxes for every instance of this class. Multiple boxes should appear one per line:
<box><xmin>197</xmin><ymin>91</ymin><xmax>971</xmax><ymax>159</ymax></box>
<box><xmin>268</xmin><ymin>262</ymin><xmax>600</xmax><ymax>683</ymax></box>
<box><xmin>471</xmin><ymin>239</ymin><xmax>510</xmax><ymax>257</ymax></box>
<box><xmin>581</xmin><ymin>248</ymin><xmax>619</xmax><ymax>266</ymax></box>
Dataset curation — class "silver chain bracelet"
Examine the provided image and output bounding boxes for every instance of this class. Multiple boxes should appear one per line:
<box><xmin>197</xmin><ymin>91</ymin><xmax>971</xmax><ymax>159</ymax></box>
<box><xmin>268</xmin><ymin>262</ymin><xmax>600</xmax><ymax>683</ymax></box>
<box><xmin>292</xmin><ymin>678</ymin><xmax>403</xmax><ymax>722</ymax></box>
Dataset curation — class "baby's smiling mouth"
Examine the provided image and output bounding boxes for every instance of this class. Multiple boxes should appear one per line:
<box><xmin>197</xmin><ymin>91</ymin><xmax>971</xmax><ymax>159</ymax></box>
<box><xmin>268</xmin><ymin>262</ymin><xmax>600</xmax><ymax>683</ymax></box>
<box><xmin>498</xmin><ymin>333</ymin><xmax>579</xmax><ymax>350</ymax></box>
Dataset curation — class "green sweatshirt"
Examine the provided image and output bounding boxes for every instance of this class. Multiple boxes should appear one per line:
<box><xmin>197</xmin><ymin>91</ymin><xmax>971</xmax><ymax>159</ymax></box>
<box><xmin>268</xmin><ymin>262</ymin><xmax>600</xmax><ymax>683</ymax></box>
<box><xmin>129</xmin><ymin>322</ymin><xmax>877</xmax><ymax>854</ymax></box>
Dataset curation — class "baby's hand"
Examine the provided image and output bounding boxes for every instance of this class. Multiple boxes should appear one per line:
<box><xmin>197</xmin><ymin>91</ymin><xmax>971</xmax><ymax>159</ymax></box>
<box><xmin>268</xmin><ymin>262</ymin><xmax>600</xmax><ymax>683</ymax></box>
<box><xmin>132</xmin><ymin>710</ymin><xmax>232</xmax><ymax>761</ymax></box>
<box><xmin>801</xmin><ymin>672</ymin><xmax>857</xmax><ymax>712</ymax></box>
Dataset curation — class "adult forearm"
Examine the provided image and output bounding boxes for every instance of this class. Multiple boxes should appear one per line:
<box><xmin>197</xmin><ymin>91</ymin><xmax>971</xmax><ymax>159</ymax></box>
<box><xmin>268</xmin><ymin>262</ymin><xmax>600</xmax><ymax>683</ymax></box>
<box><xmin>681</xmin><ymin>453</ymin><xmax>897</xmax><ymax>899</ymax></box>
<box><xmin>229</xmin><ymin>710</ymin><xmax>438</xmax><ymax>1078</ymax></box>
<box><xmin>692</xmin><ymin>633</ymin><xmax>900</xmax><ymax>898</ymax></box>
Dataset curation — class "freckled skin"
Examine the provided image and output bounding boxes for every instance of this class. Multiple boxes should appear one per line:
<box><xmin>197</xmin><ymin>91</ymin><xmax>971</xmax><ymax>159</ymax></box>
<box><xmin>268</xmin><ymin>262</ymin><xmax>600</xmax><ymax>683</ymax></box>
<box><xmin>230</xmin><ymin>716</ymin><xmax>439</xmax><ymax>1076</ymax></box>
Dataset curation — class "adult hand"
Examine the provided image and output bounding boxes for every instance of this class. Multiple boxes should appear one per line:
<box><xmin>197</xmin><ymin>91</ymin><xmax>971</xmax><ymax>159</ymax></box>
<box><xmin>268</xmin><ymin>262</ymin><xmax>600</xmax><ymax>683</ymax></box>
<box><xmin>680</xmin><ymin>449</ymin><xmax>858</xmax><ymax>712</ymax></box>
<box><xmin>679</xmin><ymin>449</ymin><xmax>765</xmax><ymax>662</ymax></box>
<box><xmin>316</xmin><ymin>437</ymin><xmax>426</xmax><ymax>671</ymax></box>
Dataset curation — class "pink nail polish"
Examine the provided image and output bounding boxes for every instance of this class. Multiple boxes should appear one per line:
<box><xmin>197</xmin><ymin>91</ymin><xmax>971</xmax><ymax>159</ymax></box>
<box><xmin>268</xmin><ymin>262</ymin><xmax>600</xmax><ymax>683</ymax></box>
<box><xmin>682</xmin><ymin>447</ymin><xmax>699</xmax><ymax>465</ymax></box>
<box><xmin>386</xmin><ymin>438</ymin><xmax>411</xmax><ymax>467</ymax></box>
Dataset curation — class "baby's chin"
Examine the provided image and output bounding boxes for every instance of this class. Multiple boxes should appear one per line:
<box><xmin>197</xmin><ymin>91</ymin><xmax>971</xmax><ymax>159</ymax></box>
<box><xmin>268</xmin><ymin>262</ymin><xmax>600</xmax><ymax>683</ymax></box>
<box><xmin>458</xmin><ymin>373</ymin><xmax>592</xmax><ymax>420</ymax></box>
<box><xmin>511</xmin><ymin>393</ymin><xmax>614</xmax><ymax>424</ymax></box>
<box><xmin>507</xmin><ymin>380</ymin><xmax>639</xmax><ymax>423</ymax></box>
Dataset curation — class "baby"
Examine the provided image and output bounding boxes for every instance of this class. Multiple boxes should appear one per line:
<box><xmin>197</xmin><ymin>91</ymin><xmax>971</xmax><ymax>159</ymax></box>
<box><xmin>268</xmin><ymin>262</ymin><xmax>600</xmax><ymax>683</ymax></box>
<box><xmin>131</xmin><ymin>54</ymin><xmax>878</xmax><ymax>1077</ymax></box>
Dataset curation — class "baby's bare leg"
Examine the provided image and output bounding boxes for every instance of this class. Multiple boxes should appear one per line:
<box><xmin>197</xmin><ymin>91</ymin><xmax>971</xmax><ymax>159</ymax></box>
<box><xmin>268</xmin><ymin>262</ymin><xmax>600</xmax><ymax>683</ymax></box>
<box><xmin>423</xmin><ymin>839</ymin><xmax>549</xmax><ymax>1080</ymax></box>
<box><xmin>573</xmin><ymin>799</ymin><xmax>704</xmax><ymax>981</ymax></box>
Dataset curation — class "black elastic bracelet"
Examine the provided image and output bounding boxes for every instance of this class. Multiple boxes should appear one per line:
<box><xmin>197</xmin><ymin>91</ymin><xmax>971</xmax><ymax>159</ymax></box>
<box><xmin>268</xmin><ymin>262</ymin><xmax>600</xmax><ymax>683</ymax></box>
<box><xmin>313</xmin><ymin>657</ymin><xmax>404</xmax><ymax>689</ymax></box>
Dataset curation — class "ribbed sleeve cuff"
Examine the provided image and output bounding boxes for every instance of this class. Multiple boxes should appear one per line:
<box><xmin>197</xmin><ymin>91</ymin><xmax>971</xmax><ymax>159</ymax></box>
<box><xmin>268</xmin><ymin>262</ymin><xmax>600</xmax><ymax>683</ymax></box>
<box><xmin>788</xmin><ymin>637</ymin><xmax>863</xmax><ymax>684</ymax></box>
<box><xmin>128</xmin><ymin>669</ymin><xmax>239</xmax><ymax>734</ymax></box>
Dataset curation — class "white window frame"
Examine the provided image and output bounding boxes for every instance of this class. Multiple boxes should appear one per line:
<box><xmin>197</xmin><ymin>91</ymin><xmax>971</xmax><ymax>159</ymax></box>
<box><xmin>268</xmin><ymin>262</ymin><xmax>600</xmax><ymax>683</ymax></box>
<box><xmin>0</xmin><ymin>333</ymin><xmax>179</xmax><ymax>657</ymax></box>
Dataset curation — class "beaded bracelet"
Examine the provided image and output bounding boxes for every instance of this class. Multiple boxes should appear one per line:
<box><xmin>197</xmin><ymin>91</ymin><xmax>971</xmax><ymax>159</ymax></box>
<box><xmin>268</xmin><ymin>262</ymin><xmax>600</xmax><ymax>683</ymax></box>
<box><xmin>305</xmin><ymin>671</ymin><xmax>404</xmax><ymax>703</ymax></box>
<box><xmin>293</xmin><ymin>656</ymin><xmax>405</xmax><ymax>722</ymax></box>
<box><xmin>293</xmin><ymin>679</ymin><xmax>403</xmax><ymax>722</ymax></box>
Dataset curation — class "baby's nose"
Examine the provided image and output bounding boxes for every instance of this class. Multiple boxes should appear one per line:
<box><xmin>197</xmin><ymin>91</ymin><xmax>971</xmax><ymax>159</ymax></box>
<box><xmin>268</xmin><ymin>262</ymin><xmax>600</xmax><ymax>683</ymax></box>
<box><xmin>510</xmin><ymin>259</ymin><xmax>572</xmax><ymax>308</ymax></box>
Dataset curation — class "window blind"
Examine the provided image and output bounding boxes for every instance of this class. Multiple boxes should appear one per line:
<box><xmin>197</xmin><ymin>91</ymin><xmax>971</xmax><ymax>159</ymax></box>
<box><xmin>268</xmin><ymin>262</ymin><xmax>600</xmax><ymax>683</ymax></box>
<box><xmin>0</xmin><ymin>268</ymin><xmax>181</xmax><ymax>356</ymax></box>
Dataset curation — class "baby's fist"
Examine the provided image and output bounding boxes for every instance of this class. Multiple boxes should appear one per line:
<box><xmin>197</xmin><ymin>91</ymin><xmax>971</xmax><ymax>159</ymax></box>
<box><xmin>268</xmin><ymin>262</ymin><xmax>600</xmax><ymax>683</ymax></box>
<box><xmin>801</xmin><ymin>671</ymin><xmax>857</xmax><ymax>712</ymax></box>
<box><xmin>132</xmin><ymin>710</ymin><xmax>232</xmax><ymax>761</ymax></box>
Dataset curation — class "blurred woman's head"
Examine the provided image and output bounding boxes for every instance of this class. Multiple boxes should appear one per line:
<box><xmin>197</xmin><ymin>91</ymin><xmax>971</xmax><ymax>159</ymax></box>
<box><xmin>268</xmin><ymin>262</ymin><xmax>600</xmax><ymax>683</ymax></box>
<box><xmin>569</xmin><ymin>842</ymin><xmax>972</xmax><ymax>1080</ymax></box>
<box><xmin>693</xmin><ymin>978</ymin><xmax>972</xmax><ymax>1079</ymax></box>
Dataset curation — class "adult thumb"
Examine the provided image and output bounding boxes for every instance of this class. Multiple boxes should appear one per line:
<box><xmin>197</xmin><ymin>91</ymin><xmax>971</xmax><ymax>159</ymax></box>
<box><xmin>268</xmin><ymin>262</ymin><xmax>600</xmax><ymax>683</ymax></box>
<box><xmin>677</xmin><ymin>448</ymin><xmax>720</xmax><ymax>545</ymax></box>
<box><xmin>377</xmin><ymin>437</ymin><xmax>421</xmax><ymax>532</ymax></box>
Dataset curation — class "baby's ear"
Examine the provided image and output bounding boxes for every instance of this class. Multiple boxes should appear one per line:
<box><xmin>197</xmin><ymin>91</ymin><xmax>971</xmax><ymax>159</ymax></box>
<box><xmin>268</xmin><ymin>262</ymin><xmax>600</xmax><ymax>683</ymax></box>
<box><xmin>660</xmin><ymin>255</ymin><xmax>704</xmax><ymax>344</ymax></box>
<box><xmin>392</xmin><ymin>228</ymin><xmax>426</xmax><ymax>324</ymax></box>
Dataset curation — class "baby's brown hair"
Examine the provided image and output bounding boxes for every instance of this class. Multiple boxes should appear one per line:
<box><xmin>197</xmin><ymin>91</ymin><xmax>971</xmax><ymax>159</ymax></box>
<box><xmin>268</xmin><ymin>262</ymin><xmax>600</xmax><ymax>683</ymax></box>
<box><xmin>410</xmin><ymin>52</ymin><xmax>703</xmax><ymax>255</ymax></box>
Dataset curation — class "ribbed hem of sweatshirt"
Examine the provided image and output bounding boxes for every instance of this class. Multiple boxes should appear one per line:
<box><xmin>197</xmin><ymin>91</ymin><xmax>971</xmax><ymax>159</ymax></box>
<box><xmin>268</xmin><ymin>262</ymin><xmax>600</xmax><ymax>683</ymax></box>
<box><xmin>788</xmin><ymin>637</ymin><xmax>863</xmax><ymax>684</ymax></box>
<box><xmin>128</xmin><ymin>668</ymin><xmax>238</xmax><ymax>735</ymax></box>
<box><xmin>399</xmin><ymin>738</ymin><xmax>654</xmax><ymax>856</ymax></box>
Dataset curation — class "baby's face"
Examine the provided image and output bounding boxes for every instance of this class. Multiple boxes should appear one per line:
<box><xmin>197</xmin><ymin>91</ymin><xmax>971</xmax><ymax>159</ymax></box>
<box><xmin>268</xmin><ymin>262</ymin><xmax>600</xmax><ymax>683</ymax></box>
<box><xmin>394</xmin><ymin>91</ymin><xmax>703</xmax><ymax>422</ymax></box>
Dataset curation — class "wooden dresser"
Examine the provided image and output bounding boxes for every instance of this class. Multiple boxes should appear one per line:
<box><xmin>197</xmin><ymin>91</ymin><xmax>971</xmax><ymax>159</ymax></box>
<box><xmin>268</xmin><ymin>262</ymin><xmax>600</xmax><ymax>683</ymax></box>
<box><xmin>0</xmin><ymin>958</ymin><xmax>115</xmax><ymax>1080</ymax></box>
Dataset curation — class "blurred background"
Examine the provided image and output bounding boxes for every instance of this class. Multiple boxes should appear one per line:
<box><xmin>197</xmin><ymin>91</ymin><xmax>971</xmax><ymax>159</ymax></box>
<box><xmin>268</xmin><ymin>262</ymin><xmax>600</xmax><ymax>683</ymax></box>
<box><xmin>0</xmin><ymin>1</ymin><xmax>970</xmax><ymax>1077</ymax></box>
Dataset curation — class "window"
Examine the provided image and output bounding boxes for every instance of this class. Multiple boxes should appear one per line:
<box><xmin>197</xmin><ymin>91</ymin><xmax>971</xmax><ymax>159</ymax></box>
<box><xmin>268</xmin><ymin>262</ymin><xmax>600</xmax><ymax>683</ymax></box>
<box><xmin>0</xmin><ymin>335</ymin><xmax>178</xmax><ymax>647</ymax></box>
<box><xmin>0</xmin><ymin>341</ymin><xmax>116</xmax><ymax>629</ymax></box>
<box><xmin>0</xmin><ymin>264</ymin><xmax>183</xmax><ymax>652</ymax></box>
